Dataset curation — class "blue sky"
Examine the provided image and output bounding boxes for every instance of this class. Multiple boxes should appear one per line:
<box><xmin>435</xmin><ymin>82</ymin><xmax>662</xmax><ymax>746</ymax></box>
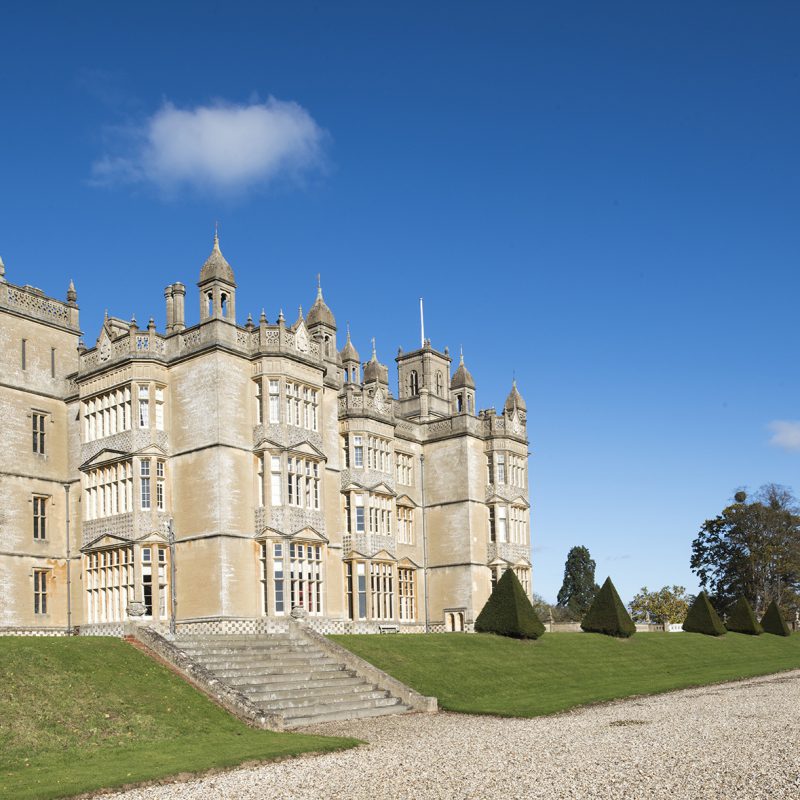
<box><xmin>2</xmin><ymin>2</ymin><xmax>800</xmax><ymax>603</ymax></box>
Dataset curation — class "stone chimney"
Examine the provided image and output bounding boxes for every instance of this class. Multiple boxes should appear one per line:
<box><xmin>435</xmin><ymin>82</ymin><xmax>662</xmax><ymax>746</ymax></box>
<box><xmin>172</xmin><ymin>282</ymin><xmax>186</xmax><ymax>332</ymax></box>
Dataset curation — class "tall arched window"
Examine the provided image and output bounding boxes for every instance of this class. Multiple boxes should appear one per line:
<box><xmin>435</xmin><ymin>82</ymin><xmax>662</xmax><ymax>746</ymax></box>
<box><xmin>435</xmin><ymin>371</ymin><xmax>443</xmax><ymax>396</ymax></box>
<box><xmin>409</xmin><ymin>370</ymin><xmax>419</xmax><ymax>396</ymax></box>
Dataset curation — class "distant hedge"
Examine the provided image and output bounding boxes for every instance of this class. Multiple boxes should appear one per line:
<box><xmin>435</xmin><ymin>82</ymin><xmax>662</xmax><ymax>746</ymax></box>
<box><xmin>760</xmin><ymin>600</ymin><xmax>792</xmax><ymax>637</ymax></box>
<box><xmin>725</xmin><ymin>597</ymin><xmax>762</xmax><ymax>635</ymax></box>
<box><xmin>580</xmin><ymin>577</ymin><xmax>636</xmax><ymax>638</ymax></box>
<box><xmin>475</xmin><ymin>569</ymin><xmax>545</xmax><ymax>640</ymax></box>
<box><xmin>682</xmin><ymin>591</ymin><xmax>726</xmax><ymax>636</ymax></box>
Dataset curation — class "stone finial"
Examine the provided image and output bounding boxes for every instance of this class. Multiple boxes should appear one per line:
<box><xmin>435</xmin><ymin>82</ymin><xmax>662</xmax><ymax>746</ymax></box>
<box><xmin>246</xmin><ymin>313</ymin><xmax>254</xmax><ymax>331</ymax></box>
<box><xmin>260</xmin><ymin>308</ymin><xmax>267</xmax><ymax>324</ymax></box>
<box><xmin>148</xmin><ymin>317</ymin><xmax>156</xmax><ymax>331</ymax></box>
<box><xmin>66</xmin><ymin>279</ymin><xmax>77</xmax><ymax>303</ymax></box>
<box><xmin>277</xmin><ymin>308</ymin><xmax>285</xmax><ymax>325</ymax></box>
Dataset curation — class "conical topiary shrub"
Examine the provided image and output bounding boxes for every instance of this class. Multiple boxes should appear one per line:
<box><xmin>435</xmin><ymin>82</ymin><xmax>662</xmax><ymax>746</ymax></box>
<box><xmin>760</xmin><ymin>600</ymin><xmax>792</xmax><ymax>637</ymax></box>
<box><xmin>475</xmin><ymin>569</ymin><xmax>545</xmax><ymax>639</ymax></box>
<box><xmin>725</xmin><ymin>596</ymin><xmax>763</xmax><ymax>635</ymax></box>
<box><xmin>682</xmin><ymin>591</ymin><xmax>726</xmax><ymax>636</ymax></box>
<box><xmin>580</xmin><ymin>576</ymin><xmax>636</xmax><ymax>638</ymax></box>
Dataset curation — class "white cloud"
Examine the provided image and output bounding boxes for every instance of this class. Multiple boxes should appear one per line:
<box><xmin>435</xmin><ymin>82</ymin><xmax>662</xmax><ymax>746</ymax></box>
<box><xmin>91</xmin><ymin>98</ymin><xmax>325</xmax><ymax>193</ymax></box>
<box><xmin>767</xmin><ymin>420</ymin><xmax>800</xmax><ymax>452</ymax></box>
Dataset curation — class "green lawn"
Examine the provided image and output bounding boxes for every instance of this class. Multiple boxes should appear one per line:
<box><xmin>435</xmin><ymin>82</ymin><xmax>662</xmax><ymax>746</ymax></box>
<box><xmin>0</xmin><ymin>638</ymin><xmax>357</xmax><ymax>800</ymax></box>
<box><xmin>331</xmin><ymin>631</ymin><xmax>800</xmax><ymax>717</ymax></box>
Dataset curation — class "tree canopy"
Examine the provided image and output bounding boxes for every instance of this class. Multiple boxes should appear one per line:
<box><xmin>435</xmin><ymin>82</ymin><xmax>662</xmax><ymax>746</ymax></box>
<box><xmin>556</xmin><ymin>545</ymin><xmax>599</xmax><ymax>618</ymax></box>
<box><xmin>690</xmin><ymin>484</ymin><xmax>800</xmax><ymax>614</ymax></box>
<box><xmin>629</xmin><ymin>585</ymin><xmax>690</xmax><ymax>624</ymax></box>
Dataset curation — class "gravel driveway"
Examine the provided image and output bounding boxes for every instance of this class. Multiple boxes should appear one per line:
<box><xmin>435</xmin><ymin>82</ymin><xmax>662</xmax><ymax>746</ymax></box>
<box><xmin>107</xmin><ymin>669</ymin><xmax>800</xmax><ymax>799</ymax></box>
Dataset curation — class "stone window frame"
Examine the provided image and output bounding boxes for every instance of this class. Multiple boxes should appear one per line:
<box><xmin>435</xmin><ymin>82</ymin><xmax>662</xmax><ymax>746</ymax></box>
<box><xmin>83</xmin><ymin>387</ymin><xmax>132</xmax><ymax>442</ymax></box>
<box><xmin>84</xmin><ymin>459</ymin><xmax>133</xmax><ymax>520</ymax></box>
<box><xmin>85</xmin><ymin>544</ymin><xmax>135</xmax><ymax>624</ymax></box>
<box><xmin>30</xmin><ymin>409</ymin><xmax>49</xmax><ymax>455</ymax></box>
<box><xmin>260</xmin><ymin>537</ymin><xmax>325</xmax><ymax>617</ymax></box>
<box><xmin>396</xmin><ymin>503</ymin><xmax>414</xmax><ymax>545</ymax></box>
<box><xmin>344</xmin><ymin>555</ymin><xmax>401</xmax><ymax>622</ymax></box>
<box><xmin>398</xmin><ymin>566</ymin><xmax>416</xmax><ymax>621</ymax></box>
<box><xmin>32</xmin><ymin>493</ymin><xmax>49</xmax><ymax>541</ymax></box>
<box><xmin>33</xmin><ymin>568</ymin><xmax>50</xmax><ymax>615</ymax></box>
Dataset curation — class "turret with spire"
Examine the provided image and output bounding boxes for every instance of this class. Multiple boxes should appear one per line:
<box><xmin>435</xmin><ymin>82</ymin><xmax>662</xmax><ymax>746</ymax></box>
<box><xmin>198</xmin><ymin>226</ymin><xmax>236</xmax><ymax>323</ymax></box>
<box><xmin>340</xmin><ymin>323</ymin><xmax>361</xmax><ymax>383</ymax></box>
<box><xmin>363</xmin><ymin>337</ymin><xmax>389</xmax><ymax>385</ymax></box>
<box><xmin>451</xmin><ymin>348</ymin><xmax>476</xmax><ymax>415</ymax></box>
<box><xmin>504</xmin><ymin>379</ymin><xmax>526</xmax><ymax>418</ymax></box>
<box><xmin>306</xmin><ymin>275</ymin><xmax>337</xmax><ymax>359</ymax></box>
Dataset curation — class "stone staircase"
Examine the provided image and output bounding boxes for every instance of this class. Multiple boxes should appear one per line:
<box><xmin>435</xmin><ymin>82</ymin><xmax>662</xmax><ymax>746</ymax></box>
<box><xmin>175</xmin><ymin>633</ymin><xmax>411</xmax><ymax>727</ymax></box>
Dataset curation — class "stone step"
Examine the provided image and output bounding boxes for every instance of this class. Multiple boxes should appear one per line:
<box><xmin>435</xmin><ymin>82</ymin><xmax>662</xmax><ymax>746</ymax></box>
<box><xmin>258</xmin><ymin>688</ymin><xmax>391</xmax><ymax>711</ymax></box>
<box><xmin>178</xmin><ymin>644</ymin><xmax>314</xmax><ymax>657</ymax></box>
<box><xmin>198</xmin><ymin>655</ymin><xmax>341</xmax><ymax>671</ymax></box>
<box><xmin>214</xmin><ymin>665</ymin><xmax>352</xmax><ymax>684</ymax></box>
<box><xmin>231</xmin><ymin>673</ymin><xmax>365</xmax><ymax>693</ymax></box>
<box><xmin>176</xmin><ymin>636</ymin><xmax>297</xmax><ymax>647</ymax></box>
<box><xmin>246</xmin><ymin>681</ymin><xmax>380</xmax><ymax>703</ymax></box>
<box><xmin>278</xmin><ymin>693</ymin><xmax>402</xmax><ymax>719</ymax></box>
<box><xmin>283</xmin><ymin>701</ymin><xmax>411</xmax><ymax>728</ymax></box>
<box><xmin>192</xmin><ymin>658</ymin><xmax>337</xmax><ymax>674</ymax></box>
<box><xmin>189</xmin><ymin>650</ymin><xmax>333</xmax><ymax>665</ymax></box>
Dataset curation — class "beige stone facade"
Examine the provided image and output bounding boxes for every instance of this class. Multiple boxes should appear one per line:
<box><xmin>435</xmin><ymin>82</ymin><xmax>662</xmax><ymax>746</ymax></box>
<box><xmin>0</xmin><ymin>239</ymin><xmax>531</xmax><ymax>636</ymax></box>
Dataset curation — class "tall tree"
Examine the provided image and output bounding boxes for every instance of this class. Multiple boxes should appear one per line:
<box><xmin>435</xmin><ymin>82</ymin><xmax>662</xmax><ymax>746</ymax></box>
<box><xmin>556</xmin><ymin>546</ymin><xmax>599</xmax><ymax>617</ymax></box>
<box><xmin>690</xmin><ymin>484</ymin><xmax>800</xmax><ymax>614</ymax></box>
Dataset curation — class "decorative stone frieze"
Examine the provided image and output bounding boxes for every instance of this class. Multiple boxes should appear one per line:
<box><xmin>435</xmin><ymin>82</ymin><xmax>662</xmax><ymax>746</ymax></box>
<box><xmin>487</xmin><ymin>541</ymin><xmax>530</xmax><ymax>563</ymax></box>
<box><xmin>82</xmin><ymin>512</ymin><xmax>135</xmax><ymax>547</ymax></box>
<box><xmin>268</xmin><ymin>506</ymin><xmax>325</xmax><ymax>536</ymax></box>
<box><xmin>345</xmin><ymin>532</ymin><xmax>396</xmax><ymax>557</ymax></box>
<box><xmin>253</xmin><ymin>423</ymin><xmax>323</xmax><ymax>453</ymax></box>
<box><xmin>341</xmin><ymin>467</ymin><xmax>396</xmax><ymax>493</ymax></box>
<box><xmin>485</xmin><ymin>484</ymin><xmax>528</xmax><ymax>504</ymax></box>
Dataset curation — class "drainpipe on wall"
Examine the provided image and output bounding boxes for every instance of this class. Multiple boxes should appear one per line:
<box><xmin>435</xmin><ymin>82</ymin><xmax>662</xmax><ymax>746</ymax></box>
<box><xmin>420</xmin><ymin>454</ymin><xmax>430</xmax><ymax>633</ymax></box>
<box><xmin>168</xmin><ymin>517</ymin><xmax>177</xmax><ymax>637</ymax></box>
<box><xmin>64</xmin><ymin>483</ymin><xmax>71</xmax><ymax>634</ymax></box>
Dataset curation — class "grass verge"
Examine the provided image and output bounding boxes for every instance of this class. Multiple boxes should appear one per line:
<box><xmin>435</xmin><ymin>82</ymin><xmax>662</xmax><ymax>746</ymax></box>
<box><xmin>0</xmin><ymin>637</ymin><xmax>357</xmax><ymax>800</ymax></box>
<box><xmin>331</xmin><ymin>631</ymin><xmax>800</xmax><ymax>716</ymax></box>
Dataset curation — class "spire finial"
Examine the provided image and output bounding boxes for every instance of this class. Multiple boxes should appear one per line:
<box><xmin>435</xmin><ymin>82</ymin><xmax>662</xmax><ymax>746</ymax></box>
<box><xmin>371</xmin><ymin>337</ymin><xmax>377</xmax><ymax>360</ymax></box>
<box><xmin>213</xmin><ymin>220</ymin><xmax>220</xmax><ymax>251</ymax></box>
<box><xmin>459</xmin><ymin>345</ymin><xmax>464</xmax><ymax>365</ymax></box>
<box><xmin>67</xmin><ymin>278</ymin><xmax>77</xmax><ymax>302</ymax></box>
<box><xmin>346</xmin><ymin>321</ymin><xmax>351</xmax><ymax>342</ymax></box>
<box><xmin>316</xmin><ymin>272</ymin><xmax>323</xmax><ymax>300</ymax></box>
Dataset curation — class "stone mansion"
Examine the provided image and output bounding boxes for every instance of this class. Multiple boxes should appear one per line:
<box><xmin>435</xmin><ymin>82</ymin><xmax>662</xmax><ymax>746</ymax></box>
<box><xmin>0</xmin><ymin>236</ymin><xmax>531</xmax><ymax>636</ymax></box>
